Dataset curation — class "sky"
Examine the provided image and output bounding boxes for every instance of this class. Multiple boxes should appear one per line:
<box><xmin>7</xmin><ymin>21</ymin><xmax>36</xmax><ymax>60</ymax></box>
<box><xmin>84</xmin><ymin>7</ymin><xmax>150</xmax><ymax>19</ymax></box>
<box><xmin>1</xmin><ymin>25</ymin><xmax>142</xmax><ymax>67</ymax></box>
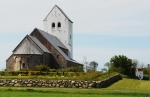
<box><xmin>0</xmin><ymin>0</ymin><xmax>150</xmax><ymax>70</ymax></box>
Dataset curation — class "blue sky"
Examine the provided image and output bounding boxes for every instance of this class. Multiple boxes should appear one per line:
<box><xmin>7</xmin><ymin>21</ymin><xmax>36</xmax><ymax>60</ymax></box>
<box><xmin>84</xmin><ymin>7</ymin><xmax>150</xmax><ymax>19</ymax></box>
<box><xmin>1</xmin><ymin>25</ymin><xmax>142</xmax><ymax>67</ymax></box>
<box><xmin>0</xmin><ymin>0</ymin><xmax>150</xmax><ymax>70</ymax></box>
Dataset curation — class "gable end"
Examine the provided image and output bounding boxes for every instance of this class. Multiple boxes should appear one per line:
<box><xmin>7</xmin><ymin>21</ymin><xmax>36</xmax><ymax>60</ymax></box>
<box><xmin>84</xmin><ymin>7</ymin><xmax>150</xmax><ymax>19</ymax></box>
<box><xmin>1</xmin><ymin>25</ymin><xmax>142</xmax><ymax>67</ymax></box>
<box><xmin>43</xmin><ymin>5</ymin><xmax>73</xmax><ymax>23</ymax></box>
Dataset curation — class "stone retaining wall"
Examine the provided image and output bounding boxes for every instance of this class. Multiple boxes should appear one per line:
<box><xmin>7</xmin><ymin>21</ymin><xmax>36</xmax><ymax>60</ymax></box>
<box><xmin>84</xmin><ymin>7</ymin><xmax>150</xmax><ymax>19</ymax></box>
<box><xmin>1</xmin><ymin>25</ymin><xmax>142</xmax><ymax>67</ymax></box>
<box><xmin>0</xmin><ymin>74</ymin><xmax>121</xmax><ymax>88</ymax></box>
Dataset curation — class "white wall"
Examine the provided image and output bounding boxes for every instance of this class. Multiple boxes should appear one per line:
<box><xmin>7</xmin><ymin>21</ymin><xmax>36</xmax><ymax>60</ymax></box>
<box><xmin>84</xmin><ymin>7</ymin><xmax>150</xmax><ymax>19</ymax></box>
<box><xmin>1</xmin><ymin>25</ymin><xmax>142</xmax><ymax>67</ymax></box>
<box><xmin>44</xmin><ymin>6</ymin><xmax>73</xmax><ymax>58</ymax></box>
<box><xmin>136</xmin><ymin>69</ymin><xmax>143</xmax><ymax>80</ymax></box>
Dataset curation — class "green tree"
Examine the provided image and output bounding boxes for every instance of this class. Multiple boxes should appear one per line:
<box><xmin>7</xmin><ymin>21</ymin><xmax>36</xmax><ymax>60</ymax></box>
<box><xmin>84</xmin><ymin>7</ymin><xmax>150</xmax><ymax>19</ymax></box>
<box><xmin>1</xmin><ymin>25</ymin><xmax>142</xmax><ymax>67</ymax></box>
<box><xmin>88</xmin><ymin>61</ymin><xmax>98</xmax><ymax>71</ymax></box>
<box><xmin>109</xmin><ymin>55</ymin><xmax>136</xmax><ymax>77</ymax></box>
<box><xmin>36</xmin><ymin>64</ymin><xmax>50</xmax><ymax>72</ymax></box>
<box><xmin>101</xmin><ymin>68</ymin><xmax>107</xmax><ymax>72</ymax></box>
<box><xmin>104</xmin><ymin>62</ymin><xmax>110</xmax><ymax>68</ymax></box>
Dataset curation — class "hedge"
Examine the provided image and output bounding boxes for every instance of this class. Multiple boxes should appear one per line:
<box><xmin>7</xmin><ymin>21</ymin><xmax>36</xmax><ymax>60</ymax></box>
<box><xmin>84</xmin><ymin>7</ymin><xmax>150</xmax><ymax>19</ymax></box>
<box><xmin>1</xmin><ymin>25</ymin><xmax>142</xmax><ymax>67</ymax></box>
<box><xmin>0</xmin><ymin>71</ymin><xmax>81</xmax><ymax>77</ymax></box>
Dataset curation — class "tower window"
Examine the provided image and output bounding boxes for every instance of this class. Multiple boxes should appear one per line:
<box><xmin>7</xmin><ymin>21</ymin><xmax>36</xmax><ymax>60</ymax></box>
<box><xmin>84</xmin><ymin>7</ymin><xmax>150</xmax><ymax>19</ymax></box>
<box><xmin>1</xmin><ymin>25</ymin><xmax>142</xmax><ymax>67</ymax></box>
<box><xmin>52</xmin><ymin>23</ymin><xmax>55</xmax><ymax>28</ymax></box>
<box><xmin>58</xmin><ymin>22</ymin><xmax>61</xmax><ymax>27</ymax></box>
<box><xmin>70</xmin><ymin>35</ymin><xmax>71</xmax><ymax>39</ymax></box>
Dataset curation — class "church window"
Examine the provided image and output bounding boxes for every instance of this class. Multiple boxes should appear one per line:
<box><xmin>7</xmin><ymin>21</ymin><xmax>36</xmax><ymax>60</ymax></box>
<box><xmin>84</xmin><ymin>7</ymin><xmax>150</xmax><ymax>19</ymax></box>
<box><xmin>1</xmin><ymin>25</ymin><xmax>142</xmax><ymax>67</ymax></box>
<box><xmin>58</xmin><ymin>22</ymin><xmax>61</xmax><ymax>27</ymax></box>
<box><xmin>57</xmin><ymin>55</ymin><xmax>59</xmax><ymax>58</ymax></box>
<box><xmin>52</xmin><ymin>23</ymin><xmax>55</xmax><ymax>28</ymax></box>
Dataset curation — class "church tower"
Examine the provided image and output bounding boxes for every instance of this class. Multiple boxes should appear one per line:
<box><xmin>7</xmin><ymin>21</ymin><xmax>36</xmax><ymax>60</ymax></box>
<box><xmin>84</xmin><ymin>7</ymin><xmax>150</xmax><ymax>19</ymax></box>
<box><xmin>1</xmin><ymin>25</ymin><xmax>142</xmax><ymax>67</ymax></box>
<box><xmin>43</xmin><ymin>5</ymin><xmax>73</xmax><ymax>58</ymax></box>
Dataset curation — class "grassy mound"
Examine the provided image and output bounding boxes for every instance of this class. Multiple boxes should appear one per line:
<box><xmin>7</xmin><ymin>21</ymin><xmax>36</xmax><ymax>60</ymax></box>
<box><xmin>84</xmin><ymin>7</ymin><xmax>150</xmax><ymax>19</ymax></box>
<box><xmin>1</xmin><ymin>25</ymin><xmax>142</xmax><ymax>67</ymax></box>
<box><xmin>107</xmin><ymin>78</ymin><xmax>150</xmax><ymax>92</ymax></box>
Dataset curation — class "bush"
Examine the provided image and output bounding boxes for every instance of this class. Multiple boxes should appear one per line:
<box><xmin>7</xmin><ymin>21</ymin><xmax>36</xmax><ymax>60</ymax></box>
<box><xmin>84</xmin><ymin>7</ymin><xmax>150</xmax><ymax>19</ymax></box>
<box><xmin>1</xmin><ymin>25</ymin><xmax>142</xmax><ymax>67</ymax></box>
<box><xmin>63</xmin><ymin>66</ymin><xmax>84</xmax><ymax>72</ymax></box>
<box><xmin>36</xmin><ymin>64</ymin><xmax>50</xmax><ymax>72</ymax></box>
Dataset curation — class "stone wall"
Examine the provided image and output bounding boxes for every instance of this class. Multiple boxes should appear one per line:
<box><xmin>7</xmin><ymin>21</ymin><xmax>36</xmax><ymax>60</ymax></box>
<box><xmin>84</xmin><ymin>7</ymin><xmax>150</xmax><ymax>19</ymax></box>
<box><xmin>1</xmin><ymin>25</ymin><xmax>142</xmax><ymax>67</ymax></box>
<box><xmin>6</xmin><ymin>54</ymin><xmax>52</xmax><ymax>71</ymax></box>
<box><xmin>0</xmin><ymin>74</ymin><xmax>121</xmax><ymax>88</ymax></box>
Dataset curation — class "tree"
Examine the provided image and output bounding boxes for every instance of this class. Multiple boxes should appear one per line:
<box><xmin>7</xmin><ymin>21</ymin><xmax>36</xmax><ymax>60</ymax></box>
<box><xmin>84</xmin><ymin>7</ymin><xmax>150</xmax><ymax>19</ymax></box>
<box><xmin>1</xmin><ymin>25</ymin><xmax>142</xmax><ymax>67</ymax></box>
<box><xmin>104</xmin><ymin>62</ymin><xmax>110</xmax><ymax>69</ymax></box>
<box><xmin>82</xmin><ymin>56</ymin><xmax>88</xmax><ymax>72</ymax></box>
<box><xmin>88</xmin><ymin>61</ymin><xmax>98</xmax><ymax>71</ymax></box>
<box><xmin>109</xmin><ymin>55</ymin><xmax>137</xmax><ymax>77</ymax></box>
<box><xmin>148</xmin><ymin>64</ymin><xmax>150</xmax><ymax>68</ymax></box>
<box><xmin>101</xmin><ymin>68</ymin><xmax>107</xmax><ymax>72</ymax></box>
<box><xmin>132</xmin><ymin>59</ymin><xmax>145</xmax><ymax>68</ymax></box>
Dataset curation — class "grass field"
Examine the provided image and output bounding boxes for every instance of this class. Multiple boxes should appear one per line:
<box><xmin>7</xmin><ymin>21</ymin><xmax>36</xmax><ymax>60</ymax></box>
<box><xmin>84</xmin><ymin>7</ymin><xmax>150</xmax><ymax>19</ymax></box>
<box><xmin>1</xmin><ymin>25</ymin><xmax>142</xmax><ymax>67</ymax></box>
<box><xmin>0</xmin><ymin>90</ymin><xmax>150</xmax><ymax>97</ymax></box>
<box><xmin>0</xmin><ymin>78</ymin><xmax>150</xmax><ymax>97</ymax></box>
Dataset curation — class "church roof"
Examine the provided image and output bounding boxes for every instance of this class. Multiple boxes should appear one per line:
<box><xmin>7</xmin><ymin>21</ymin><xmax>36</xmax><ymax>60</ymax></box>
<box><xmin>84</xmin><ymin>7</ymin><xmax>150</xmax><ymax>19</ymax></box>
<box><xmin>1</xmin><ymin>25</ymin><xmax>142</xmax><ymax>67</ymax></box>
<box><xmin>43</xmin><ymin>5</ymin><xmax>73</xmax><ymax>23</ymax></box>
<box><xmin>35</xmin><ymin>28</ymin><xmax>80</xmax><ymax>64</ymax></box>
<box><xmin>28</xmin><ymin>35</ymin><xmax>51</xmax><ymax>53</ymax></box>
<box><xmin>13</xmin><ymin>35</ymin><xmax>50</xmax><ymax>54</ymax></box>
<box><xmin>36</xmin><ymin>28</ymin><xmax>68</xmax><ymax>50</ymax></box>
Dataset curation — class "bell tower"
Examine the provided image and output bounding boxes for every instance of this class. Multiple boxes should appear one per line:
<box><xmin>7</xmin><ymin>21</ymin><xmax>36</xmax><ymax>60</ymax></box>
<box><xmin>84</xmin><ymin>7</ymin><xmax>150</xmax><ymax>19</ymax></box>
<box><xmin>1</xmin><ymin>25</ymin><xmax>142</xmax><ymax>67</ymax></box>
<box><xmin>43</xmin><ymin>5</ymin><xmax>73</xmax><ymax>58</ymax></box>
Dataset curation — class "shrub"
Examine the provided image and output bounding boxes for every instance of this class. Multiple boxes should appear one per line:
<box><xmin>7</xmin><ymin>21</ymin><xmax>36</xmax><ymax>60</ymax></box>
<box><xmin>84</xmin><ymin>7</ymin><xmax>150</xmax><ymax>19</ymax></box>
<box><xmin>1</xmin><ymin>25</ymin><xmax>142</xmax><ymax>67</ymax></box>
<box><xmin>34</xmin><ymin>71</ymin><xmax>39</xmax><ymax>75</ymax></box>
<box><xmin>63</xmin><ymin>66</ymin><xmax>84</xmax><ymax>72</ymax></box>
<box><xmin>28</xmin><ymin>72</ymin><xmax>32</xmax><ymax>76</ymax></box>
<box><xmin>0</xmin><ymin>71</ymin><xmax>5</xmax><ymax>76</ymax></box>
<box><xmin>36</xmin><ymin>64</ymin><xmax>50</xmax><ymax>72</ymax></box>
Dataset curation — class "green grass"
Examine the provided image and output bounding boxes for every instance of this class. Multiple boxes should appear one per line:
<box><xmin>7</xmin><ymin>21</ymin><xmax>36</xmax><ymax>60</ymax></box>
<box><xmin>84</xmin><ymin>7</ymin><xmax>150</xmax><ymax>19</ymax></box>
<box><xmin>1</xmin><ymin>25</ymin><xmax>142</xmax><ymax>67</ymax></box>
<box><xmin>107</xmin><ymin>78</ymin><xmax>150</xmax><ymax>92</ymax></box>
<box><xmin>0</xmin><ymin>72</ymin><xmax>118</xmax><ymax>81</ymax></box>
<box><xmin>0</xmin><ymin>91</ymin><xmax>150</xmax><ymax>97</ymax></box>
<box><xmin>0</xmin><ymin>76</ymin><xmax>76</xmax><ymax>80</ymax></box>
<box><xmin>0</xmin><ymin>88</ymin><xmax>150</xmax><ymax>97</ymax></box>
<box><xmin>1</xmin><ymin>78</ymin><xmax>150</xmax><ymax>97</ymax></box>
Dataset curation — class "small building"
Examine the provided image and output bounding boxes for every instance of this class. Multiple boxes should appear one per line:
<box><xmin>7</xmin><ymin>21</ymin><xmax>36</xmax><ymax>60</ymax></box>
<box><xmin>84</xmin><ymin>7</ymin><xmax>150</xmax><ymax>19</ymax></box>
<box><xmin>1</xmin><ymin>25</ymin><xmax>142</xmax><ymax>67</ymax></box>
<box><xmin>6</xmin><ymin>5</ymin><xmax>82</xmax><ymax>71</ymax></box>
<box><xmin>135</xmin><ymin>68</ymin><xmax>143</xmax><ymax>80</ymax></box>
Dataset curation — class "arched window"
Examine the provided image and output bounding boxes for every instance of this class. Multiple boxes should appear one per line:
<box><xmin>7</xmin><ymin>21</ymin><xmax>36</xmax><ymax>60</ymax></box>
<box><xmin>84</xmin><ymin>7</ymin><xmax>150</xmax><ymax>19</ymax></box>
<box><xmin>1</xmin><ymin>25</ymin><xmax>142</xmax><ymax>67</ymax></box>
<box><xmin>52</xmin><ymin>23</ymin><xmax>55</xmax><ymax>28</ymax></box>
<box><xmin>58</xmin><ymin>22</ymin><xmax>61</xmax><ymax>27</ymax></box>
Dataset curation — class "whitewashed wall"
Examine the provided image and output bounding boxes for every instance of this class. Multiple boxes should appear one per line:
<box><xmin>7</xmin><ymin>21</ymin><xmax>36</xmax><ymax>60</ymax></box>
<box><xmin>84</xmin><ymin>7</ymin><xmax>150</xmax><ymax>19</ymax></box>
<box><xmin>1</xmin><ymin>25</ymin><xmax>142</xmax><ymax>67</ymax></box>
<box><xmin>44</xmin><ymin>6</ymin><xmax>73</xmax><ymax>58</ymax></box>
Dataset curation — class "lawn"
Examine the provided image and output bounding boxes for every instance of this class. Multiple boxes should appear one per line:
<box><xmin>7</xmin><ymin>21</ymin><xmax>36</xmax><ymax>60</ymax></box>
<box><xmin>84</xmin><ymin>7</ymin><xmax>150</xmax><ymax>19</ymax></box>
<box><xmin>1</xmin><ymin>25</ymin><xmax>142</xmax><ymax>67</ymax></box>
<box><xmin>0</xmin><ymin>78</ymin><xmax>150</xmax><ymax>97</ymax></box>
<box><xmin>0</xmin><ymin>88</ymin><xmax>150</xmax><ymax>97</ymax></box>
<box><xmin>107</xmin><ymin>78</ymin><xmax>150</xmax><ymax>92</ymax></box>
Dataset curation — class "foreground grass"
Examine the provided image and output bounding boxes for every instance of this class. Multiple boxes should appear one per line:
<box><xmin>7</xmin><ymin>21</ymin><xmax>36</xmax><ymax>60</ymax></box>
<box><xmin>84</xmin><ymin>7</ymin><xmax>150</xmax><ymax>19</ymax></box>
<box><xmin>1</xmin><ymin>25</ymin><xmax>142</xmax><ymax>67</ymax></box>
<box><xmin>0</xmin><ymin>88</ymin><xmax>150</xmax><ymax>97</ymax></box>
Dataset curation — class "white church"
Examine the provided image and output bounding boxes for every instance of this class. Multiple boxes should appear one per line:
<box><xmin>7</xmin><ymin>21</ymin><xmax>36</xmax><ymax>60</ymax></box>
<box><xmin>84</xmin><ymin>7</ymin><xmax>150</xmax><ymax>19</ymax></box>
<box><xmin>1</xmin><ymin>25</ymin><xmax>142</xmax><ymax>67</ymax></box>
<box><xmin>6</xmin><ymin>5</ymin><xmax>82</xmax><ymax>71</ymax></box>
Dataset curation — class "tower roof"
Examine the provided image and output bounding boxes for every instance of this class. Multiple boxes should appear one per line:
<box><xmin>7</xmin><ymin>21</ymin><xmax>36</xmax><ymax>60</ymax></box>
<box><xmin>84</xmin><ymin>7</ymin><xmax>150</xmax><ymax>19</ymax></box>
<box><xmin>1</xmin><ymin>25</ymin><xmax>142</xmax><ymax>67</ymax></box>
<box><xmin>43</xmin><ymin>5</ymin><xmax>73</xmax><ymax>23</ymax></box>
